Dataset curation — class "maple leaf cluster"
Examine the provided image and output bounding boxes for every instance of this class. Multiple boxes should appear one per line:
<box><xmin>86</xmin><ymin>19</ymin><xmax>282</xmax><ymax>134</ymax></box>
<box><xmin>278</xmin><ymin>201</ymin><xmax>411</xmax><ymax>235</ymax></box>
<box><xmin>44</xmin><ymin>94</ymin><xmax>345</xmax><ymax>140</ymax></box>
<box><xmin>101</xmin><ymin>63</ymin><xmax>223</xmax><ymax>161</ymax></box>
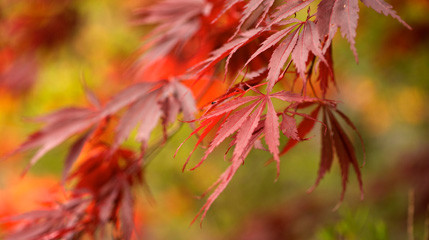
<box><xmin>1</xmin><ymin>0</ymin><xmax>410</xmax><ymax>239</ymax></box>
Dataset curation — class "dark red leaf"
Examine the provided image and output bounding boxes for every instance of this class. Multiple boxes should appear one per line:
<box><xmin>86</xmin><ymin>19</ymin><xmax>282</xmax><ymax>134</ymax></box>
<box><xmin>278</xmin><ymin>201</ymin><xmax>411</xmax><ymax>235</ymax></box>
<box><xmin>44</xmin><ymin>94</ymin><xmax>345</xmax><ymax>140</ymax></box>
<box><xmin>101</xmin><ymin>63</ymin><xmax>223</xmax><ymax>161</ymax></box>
<box><xmin>335</xmin><ymin>108</ymin><xmax>366</xmax><ymax>166</ymax></box>
<box><xmin>308</xmin><ymin>108</ymin><xmax>334</xmax><ymax>193</ymax></box>
<box><xmin>327</xmin><ymin>109</ymin><xmax>364</xmax><ymax>204</ymax></box>
<box><xmin>317</xmin><ymin>45</ymin><xmax>335</xmax><ymax>96</ymax></box>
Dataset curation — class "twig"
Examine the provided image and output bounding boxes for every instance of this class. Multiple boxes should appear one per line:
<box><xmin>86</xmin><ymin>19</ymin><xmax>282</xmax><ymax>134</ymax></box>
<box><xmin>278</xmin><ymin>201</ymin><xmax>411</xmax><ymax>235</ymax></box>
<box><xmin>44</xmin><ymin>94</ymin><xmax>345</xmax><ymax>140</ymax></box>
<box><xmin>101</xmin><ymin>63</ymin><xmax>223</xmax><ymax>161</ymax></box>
<box><xmin>424</xmin><ymin>204</ymin><xmax>429</xmax><ymax>240</ymax></box>
<box><xmin>408</xmin><ymin>189</ymin><xmax>415</xmax><ymax>240</ymax></box>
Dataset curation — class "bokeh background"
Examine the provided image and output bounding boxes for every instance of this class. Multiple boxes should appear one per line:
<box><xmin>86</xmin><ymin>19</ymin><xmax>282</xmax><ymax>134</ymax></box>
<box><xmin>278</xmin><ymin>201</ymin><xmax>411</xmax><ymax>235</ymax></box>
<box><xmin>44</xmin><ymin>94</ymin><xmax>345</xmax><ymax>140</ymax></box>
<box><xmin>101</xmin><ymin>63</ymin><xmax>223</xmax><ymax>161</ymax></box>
<box><xmin>1</xmin><ymin>0</ymin><xmax>428</xmax><ymax>239</ymax></box>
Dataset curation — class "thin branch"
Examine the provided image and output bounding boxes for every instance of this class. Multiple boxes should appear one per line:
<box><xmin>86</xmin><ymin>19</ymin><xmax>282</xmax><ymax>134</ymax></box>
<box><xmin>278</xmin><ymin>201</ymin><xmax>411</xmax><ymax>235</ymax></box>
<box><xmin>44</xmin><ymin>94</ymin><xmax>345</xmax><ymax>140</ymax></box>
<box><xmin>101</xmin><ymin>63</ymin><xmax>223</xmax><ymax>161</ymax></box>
<box><xmin>408</xmin><ymin>189</ymin><xmax>415</xmax><ymax>240</ymax></box>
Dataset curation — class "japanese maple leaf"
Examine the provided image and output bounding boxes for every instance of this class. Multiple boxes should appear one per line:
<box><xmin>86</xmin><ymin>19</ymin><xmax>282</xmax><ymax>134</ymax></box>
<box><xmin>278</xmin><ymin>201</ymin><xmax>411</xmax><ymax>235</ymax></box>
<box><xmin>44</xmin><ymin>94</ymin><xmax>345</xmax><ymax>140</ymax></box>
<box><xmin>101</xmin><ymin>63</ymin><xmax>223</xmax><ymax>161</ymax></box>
<box><xmin>360</xmin><ymin>0</ymin><xmax>410</xmax><ymax>29</ymax></box>
<box><xmin>68</xmin><ymin>143</ymin><xmax>142</xmax><ymax>240</ymax></box>
<box><xmin>313</xmin><ymin>106</ymin><xmax>364</xmax><ymax>207</ymax></box>
<box><xmin>3</xmin><ymin>82</ymin><xmax>154</xmax><ymax>173</ymax></box>
<box><xmin>215</xmin><ymin>0</ymin><xmax>275</xmax><ymax>39</ymax></box>
<box><xmin>134</xmin><ymin>0</ymin><xmax>212</xmax><ymax>70</ymax></box>
<box><xmin>190</xmin><ymin>27</ymin><xmax>266</xmax><ymax>78</ymax></box>
<box><xmin>316</xmin><ymin>45</ymin><xmax>335</xmax><ymax>97</ymax></box>
<box><xmin>4</xmin><ymin>107</ymin><xmax>101</xmax><ymax>174</ymax></box>
<box><xmin>316</xmin><ymin>0</ymin><xmax>360</xmax><ymax>60</ymax></box>
<box><xmin>278</xmin><ymin>103</ymin><xmax>365</xmax><ymax>205</ymax></box>
<box><xmin>278</xmin><ymin>104</ymin><xmax>322</xmax><ymax>157</ymax></box>
<box><xmin>5</xmin><ymin>79</ymin><xmax>195</xmax><ymax>175</ymax></box>
<box><xmin>180</xmin><ymin>89</ymin><xmax>319</xmax><ymax>223</ymax></box>
<box><xmin>241</xmin><ymin>17</ymin><xmax>326</xmax><ymax>92</ymax></box>
<box><xmin>192</xmin><ymin>0</ymin><xmax>318</xmax><ymax>82</ymax></box>
<box><xmin>2</xmin><ymin>197</ymin><xmax>91</xmax><ymax>240</ymax></box>
<box><xmin>112</xmin><ymin>79</ymin><xmax>197</xmax><ymax>150</ymax></box>
<box><xmin>316</xmin><ymin>0</ymin><xmax>410</xmax><ymax>61</ymax></box>
<box><xmin>267</xmin><ymin>0</ymin><xmax>315</xmax><ymax>27</ymax></box>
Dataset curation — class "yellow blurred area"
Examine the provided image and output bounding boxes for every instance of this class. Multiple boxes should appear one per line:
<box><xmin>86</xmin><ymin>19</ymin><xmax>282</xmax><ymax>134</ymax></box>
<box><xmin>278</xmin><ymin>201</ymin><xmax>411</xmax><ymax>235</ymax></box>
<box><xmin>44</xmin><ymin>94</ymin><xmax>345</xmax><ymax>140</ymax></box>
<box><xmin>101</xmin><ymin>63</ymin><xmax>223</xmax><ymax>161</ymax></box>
<box><xmin>343</xmin><ymin>77</ymin><xmax>426</xmax><ymax>135</ymax></box>
<box><xmin>343</xmin><ymin>78</ymin><xmax>392</xmax><ymax>134</ymax></box>
<box><xmin>395</xmin><ymin>86</ymin><xmax>426</xmax><ymax>124</ymax></box>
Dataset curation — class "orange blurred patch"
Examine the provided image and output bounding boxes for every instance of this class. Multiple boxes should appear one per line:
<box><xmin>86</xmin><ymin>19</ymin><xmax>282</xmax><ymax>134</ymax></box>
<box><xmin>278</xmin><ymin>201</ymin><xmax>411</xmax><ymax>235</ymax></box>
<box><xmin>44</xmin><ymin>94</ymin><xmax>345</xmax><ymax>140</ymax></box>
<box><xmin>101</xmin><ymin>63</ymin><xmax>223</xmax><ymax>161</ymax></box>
<box><xmin>182</xmin><ymin>78</ymin><xmax>227</xmax><ymax>108</ymax></box>
<box><xmin>0</xmin><ymin>172</ymin><xmax>60</xmax><ymax>220</ymax></box>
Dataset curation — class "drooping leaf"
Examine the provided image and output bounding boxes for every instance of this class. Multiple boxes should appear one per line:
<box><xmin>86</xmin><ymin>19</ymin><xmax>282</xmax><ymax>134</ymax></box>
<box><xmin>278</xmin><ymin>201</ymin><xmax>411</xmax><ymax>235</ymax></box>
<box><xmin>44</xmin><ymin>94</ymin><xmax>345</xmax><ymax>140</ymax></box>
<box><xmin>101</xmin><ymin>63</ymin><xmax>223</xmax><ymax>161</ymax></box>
<box><xmin>327</xmin><ymin>109</ymin><xmax>364</xmax><ymax>203</ymax></box>
<box><xmin>8</xmin><ymin>108</ymin><xmax>100</xmax><ymax>173</ymax></box>
<box><xmin>134</xmin><ymin>0</ymin><xmax>210</xmax><ymax>69</ymax></box>
<box><xmin>317</xmin><ymin>0</ymin><xmax>360</xmax><ymax>60</ymax></box>
<box><xmin>192</xmin><ymin>157</ymin><xmax>242</xmax><ymax>225</ymax></box>
<box><xmin>317</xmin><ymin>45</ymin><xmax>335</xmax><ymax>96</ymax></box>
<box><xmin>360</xmin><ymin>0</ymin><xmax>411</xmax><ymax>29</ymax></box>
<box><xmin>308</xmin><ymin>107</ymin><xmax>334</xmax><ymax>192</ymax></box>
<box><xmin>264</xmin><ymin>97</ymin><xmax>280</xmax><ymax>177</ymax></box>
<box><xmin>335</xmin><ymin>108</ymin><xmax>366</xmax><ymax>165</ymax></box>
<box><xmin>135</xmin><ymin>97</ymin><xmax>163</xmax><ymax>145</ymax></box>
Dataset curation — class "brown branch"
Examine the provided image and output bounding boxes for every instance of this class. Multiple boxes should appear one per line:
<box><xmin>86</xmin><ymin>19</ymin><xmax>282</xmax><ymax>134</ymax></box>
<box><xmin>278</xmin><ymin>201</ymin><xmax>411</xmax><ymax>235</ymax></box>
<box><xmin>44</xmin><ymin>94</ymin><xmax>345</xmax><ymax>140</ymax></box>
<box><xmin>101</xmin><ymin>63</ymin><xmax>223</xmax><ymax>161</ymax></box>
<box><xmin>408</xmin><ymin>189</ymin><xmax>415</xmax><ymax>240</ymax></box>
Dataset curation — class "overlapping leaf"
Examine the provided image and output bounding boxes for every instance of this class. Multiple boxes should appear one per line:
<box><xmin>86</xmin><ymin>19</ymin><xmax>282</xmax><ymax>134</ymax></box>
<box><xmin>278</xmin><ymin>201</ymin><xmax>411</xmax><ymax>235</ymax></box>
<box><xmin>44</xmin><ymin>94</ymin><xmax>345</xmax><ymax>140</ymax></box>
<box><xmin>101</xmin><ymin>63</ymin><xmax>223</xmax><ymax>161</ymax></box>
<box><xmin>182</xmin><ymin>90</ymin><xmax>319</xmax><ymax>223</ymax></box>
<box><xmin>302</xmin><ymin>105</ymin><xmax>364</xmax><ymax>204</ymax></box>
<box><xmin>316</xmin><ymin>0</ymin><xmax>360</xmax><ymax>60</ymax></box>
<box><xmin>190</xmin><ymin>27</ymin><xmax>266</xmax><ymax>78</ymax></box>
<box><xmin>2</xmin><ymin>198</ymin><xmax>91</xmax><ymax>240</ymax></box>
<box><xmin>5</xmin><ymin>107</ymin><xmax>100</xmax><ymax>173</ymax></box>
<box><xmin>134</xmin><ymin>0</ymin><xmax>211</xmax><ymax>69</ymax></box>
<box><xmin>317</xmin><ymin>0</ymin><xmax>409</xmax><ymax>60</ymax></box>
<box><xmin>3</xmin><ymin>144</ymin><xmax>143</xmax><ymax>240</ymax></box>
<box><xmin>112</xmin><ymin>79</ymin><xmax>197</xmax><ymax>150</ymax></box>
<box><xmin>244</xmin><ymin>18</ymin><xmax>326</xmax><ymax>91</ymax></box>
